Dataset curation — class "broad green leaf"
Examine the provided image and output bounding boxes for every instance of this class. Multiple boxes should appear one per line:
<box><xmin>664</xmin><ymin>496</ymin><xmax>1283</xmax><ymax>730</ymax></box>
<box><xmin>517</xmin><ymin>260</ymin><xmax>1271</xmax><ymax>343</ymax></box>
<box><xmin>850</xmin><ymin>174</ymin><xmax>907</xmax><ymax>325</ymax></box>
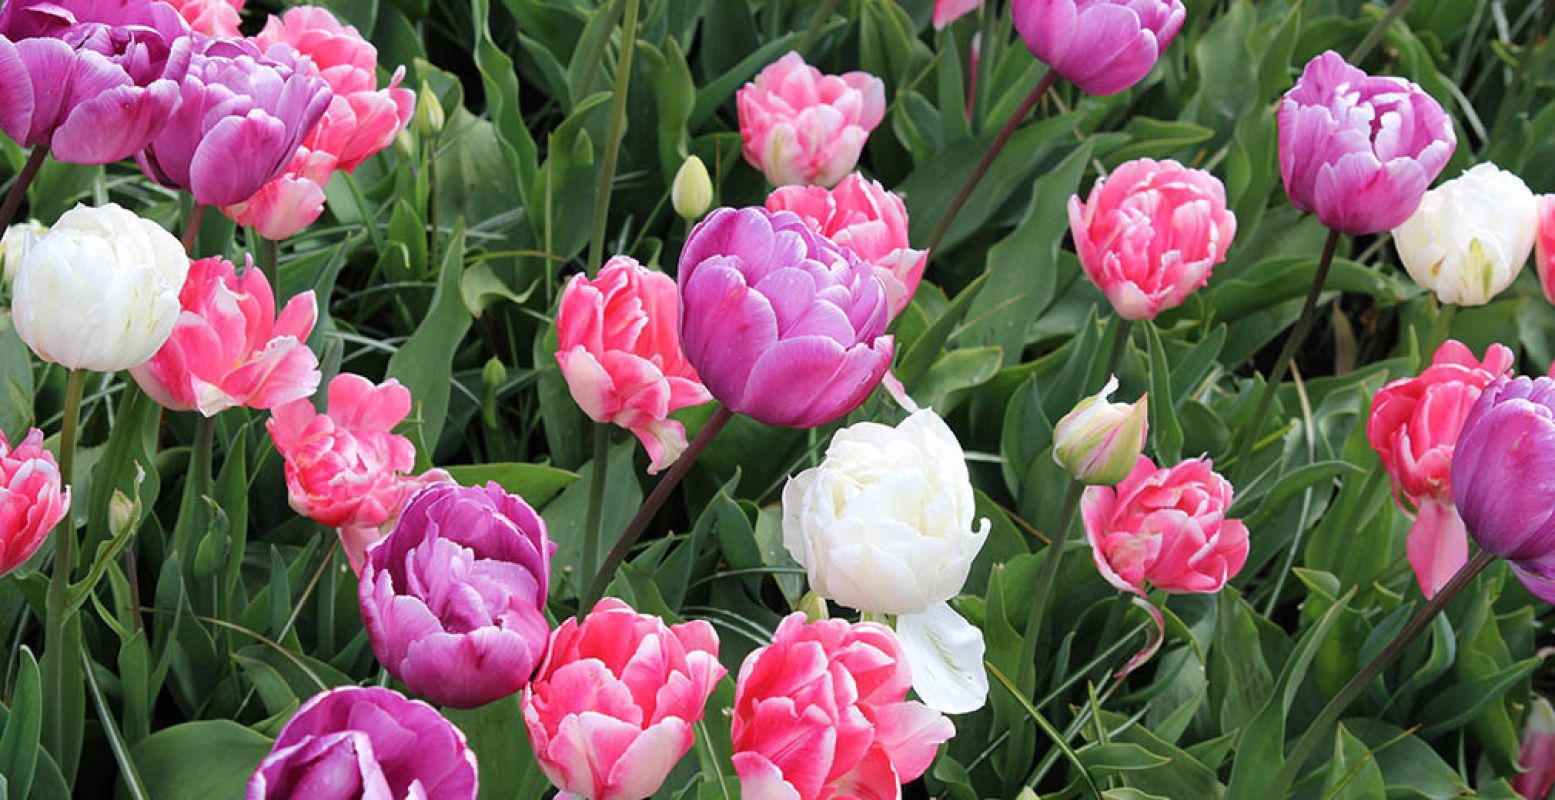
<box><xmin>132</xmin><ymin>721</ymin><xmax>273</xmax><ymax>800</ymax></box>
<box><xmin>388</xmin><ymin>223</ymin><xmax>473</xmax><ymax>468</ymax></box>
<box><xmin>442</xmin><ymin>463</ymin><xmax>578</xmax><ymax>506</ymax></box>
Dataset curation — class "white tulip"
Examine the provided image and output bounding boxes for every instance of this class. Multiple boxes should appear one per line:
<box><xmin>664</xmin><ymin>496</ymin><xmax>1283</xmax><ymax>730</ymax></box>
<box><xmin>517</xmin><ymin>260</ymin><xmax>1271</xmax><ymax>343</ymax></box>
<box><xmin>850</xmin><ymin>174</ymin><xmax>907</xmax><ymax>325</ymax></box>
<box><xmin>1393</xmin><ymin>163</ymin><xmax>1538</xmax><ymax>306</ymax></box>
<box><xmin>12</xmin><ymin>204</ymin><xmax>188</xmax><ymax>372</ymax></box>
<box><xmin>0</xmin><ymin>221</ymin><xmax>45</xmax><ymax>285</ymax></box>
<box><xmin>897</xmin><ymin>602</ymin><xmax>988</xmax><ymax>714</ymax></box>
<box><xmin>781</xmin><ymin>408</ymin><xmax>989</xmax><ymax>616</ymax></box>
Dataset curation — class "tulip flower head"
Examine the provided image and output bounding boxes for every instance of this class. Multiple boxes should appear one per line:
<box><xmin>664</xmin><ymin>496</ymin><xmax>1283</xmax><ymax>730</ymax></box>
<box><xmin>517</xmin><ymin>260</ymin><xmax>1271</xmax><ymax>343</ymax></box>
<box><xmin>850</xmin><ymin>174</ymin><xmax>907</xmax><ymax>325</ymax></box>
<box><xmin>1393</xmin><ymin>163</ymin><xmax>1538</xmax><ymax>307</ymax></box>
<box><xmin>523</xmin><ymin>599</ymin><xmax>724</xmax><ymax>800</ymax></box>
<box><xmin>678</xmin><ymin>206</ymin><xmax>893</xmax><ymax>428</ymax></box>
<box><xmin>164</xmin><ymin>0</ymin><xmax>241</xmax><ymax>36</ymax></box>
<box><xmin>672</xmin><ymin>155</ymin><xmax>713</xmax><ymax>221</ymax></box>
<box><xmin>0</xmin><ymin>428</ymin><xmax>68</xmax><ymax>577</ymax></box>
<box><xmin>766</xmin><ymin>173</ymin><xmax>927</xmax><ymax>318</ymax></box>
<box><xmin>1514</xmin><ymin>697</ymin><xmax>1555</xmax><ymax>800</ymax></box>
<box><xmin>247</xmin><ymin>686</ymin><xmax>478</xmax><ymax>800</ymax></box>
<box><xmin>1012</xmin><ymin>0</ymin><xmax>1186</xmax><ymax>96</ymax></box>
<box><xmin>1053</xmin><ymin>376</ymin><xmax>1149</xmax><ymax>485</ymax></box>
<box><xmin>1278</xmin><ymin>51</ymin><xmax>1456</xmax><ymax>235</ymax></box>
<box><xmin>1068</xmin><ymin>158</ymin><xmax>1236</xmax><ymax>320</ymax></box>
<box><xmin>555</xmin><ymin>257</ymin><xmax>710</xmax><ymax>474</ymax></box>
<box><xmin>736</xmin><ymin>52</ymin><xmax>885</xmax><ymax>188</ymax></box>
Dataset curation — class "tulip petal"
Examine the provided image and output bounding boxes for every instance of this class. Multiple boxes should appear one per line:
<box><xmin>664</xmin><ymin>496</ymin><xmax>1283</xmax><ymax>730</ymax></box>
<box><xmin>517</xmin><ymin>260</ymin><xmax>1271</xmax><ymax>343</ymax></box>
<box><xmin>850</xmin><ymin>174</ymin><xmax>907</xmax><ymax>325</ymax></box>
<box><xmin>894</xmin><ymin>603</ymin><xmax>988</xmax><ymax>715</ymax></box>
<box><xmin>1406</xmin><ymin>498</ymin><xmax>1469</xmax><ymax>599</ymax></box>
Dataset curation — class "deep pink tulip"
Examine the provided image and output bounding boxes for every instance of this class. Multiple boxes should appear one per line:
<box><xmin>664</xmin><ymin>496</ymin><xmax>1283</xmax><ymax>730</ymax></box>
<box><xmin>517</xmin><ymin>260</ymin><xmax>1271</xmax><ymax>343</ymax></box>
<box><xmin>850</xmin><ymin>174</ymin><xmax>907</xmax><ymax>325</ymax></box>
<box><xmin>678</xmin><ymin>206</ymin><xmax>893</xmax><ymax>428</ymax></box>
<box><xmin>1515</xmin><ymin>698</ymin><xmax>1555</xmax><ymax>800</ymax></box>
<box><xmin>247</xmin><ymin>686</ymin><xmax>478</xmax><ymax>800</ymax></box>
<box><xmin>1367</xmin><ymin>340</ymin><xmax>1513</xmax><ymax>598</ymax></box>
<box><xmin>736</xmin><ymin>52</ymin><xmax>885</xmax><ymax>188</ymax></box>
<box><xmin>556</xmin><ymin>256</ymin><xmax>710</xmax><ymax>474</ymax></box>
<box><xmin>1278</xmin><ymin>51</ymin><xmax>1456</xmax><ymax>235</ymax></box>
<box><xmin>731</xmin><ymin>613</ymin><xmax>954</xmax><ymax>800</ymax></box>
<box><xmin>1068</xmin><ymin>158</ymin><xmax>1235</xmax><ymax>320</ymax></box>
<box><xmin>137</xmin><ymin>36</ymin><xmax>331</xmax><ymax>207</ymax></box>
<box><xmin>164</xmin><ymin>0</ymin><xmax>240</xmax><ymax>36</ymax></box>
<box><xmin>0</xmin><ymin>428</ymin><xmax>68</xmax><ymax>576</ymax></box>
<box><xmin>934</xmin><ymin>0</ymin><xmax>981</xmax><ymax>28</ymax></box>
<box><xmin>1012</xmin><ymin>0</ymin><xmax>1185</xmax><ymax>96</ymax></box>
<box><xmin>523</xmin><ymin>599</ymin><xmax>724</xmax><ymax>800</ymax></box>
<box><xmin>359</xmin><ymin>482</ymin><xmax>554</xmax><ymax>709</ymax></box>
<box><xmin>0</xmin><ymin>0</ymin><xmax>190</xmax><ymax>164</ymax></box>
<box><xmin>766</xmin><ymin>173</ymin><xmax>927</xmax><ymax>318</ymax></box>
<box><xmin>131</xmin><ymin>255</ymin><xmax>320</xmax><ymax>416</ymax></box>
<box><xmin>1536</xmin><ymin>195</ymin><xmax>1555</xmax><ymax>306</ymax></box>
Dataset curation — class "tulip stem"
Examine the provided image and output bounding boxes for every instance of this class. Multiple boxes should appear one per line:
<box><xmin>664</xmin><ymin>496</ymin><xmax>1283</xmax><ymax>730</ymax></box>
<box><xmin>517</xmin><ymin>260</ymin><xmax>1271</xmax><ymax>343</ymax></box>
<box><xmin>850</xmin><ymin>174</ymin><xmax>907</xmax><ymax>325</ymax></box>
<box><xmin>581</xmin><ymin>422</ymin><xmax>611</xmax><ymax>591</ymax></box>
<box><xmin>924</xmin><ymin>69</ymin><xmax>1058</xmax><ymax>258</ymax></box>
<box><xmin>42</xmin><ymin>368</ymin><xmax>85</xmax><ymax>773</ymax></box>
<box><xmin>0</xmin><ymin>147</ymin><xmax>47</xmax><ymax>235</ymax></box>
<box><xmin>1023</xmin><ymin>479</ymin><xmax>1086</xmax><ymax>662</ymax></box>
<box><xmin>182</xmin><ymin>204</ymin><xmax>206</xmax><ymax>255</ymax></box>
<box><xmin>585</xmin><ymin>0</ymin><xmax>639</xmax><ymax>276</ymax></box>
<box><xmin>797</xmin><ymin>0</ymin><xmax>840</xmax><ymax>56</ymax></box>
<box><xmin>255</xmin><ymin>236</ymin><xmax>279</xmax><ymax>292</ymax></box>
<box><xmin>1270</xmin><ymin>548</ymin><xmax>1494</xmax><ymax>796</ymax></box>
<box><xmin>1228</xmin><ymin>227</ymin><xmax>1341</xmax><ymax>476</ymax></box>
<box><xmin>583</xmin><ymin>405</ymin><xmax>734</xmax><ymax>609</ymax></box>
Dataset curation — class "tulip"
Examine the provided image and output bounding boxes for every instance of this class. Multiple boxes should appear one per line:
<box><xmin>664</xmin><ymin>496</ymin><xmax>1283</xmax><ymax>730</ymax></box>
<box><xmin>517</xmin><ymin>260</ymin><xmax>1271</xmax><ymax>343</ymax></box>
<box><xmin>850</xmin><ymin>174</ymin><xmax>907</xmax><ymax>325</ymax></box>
<box><xmin>0</xmin><ymin>220</ymin><xmax>44</xmax><ymax>284</ymax></box>
<box><xmin>672</xmin><ymin>155</ymin><xmax>713</xmax><ymax>221</ymax></box>
<box><xmin>736</xmin><ymin>52</ymin><xmax>885</xmax><ymax>188</ymax></box>
<box><xmin>137</xmin><ymin>36</ymin><xmax>332</xmax><ymax>207</ymax></box>
<box><xmin>0</xmin><ymin>428</ymin><xmax>68</xmax><ymax>576</ymax></box>
<box><xmin>556</xmin><ymin>256</ymin><xmax>710</xmax><ymax>474</ymax></box>
<box><xmin>934</xmin><ymin>0</ymin><xmax>981</xmax><ymax>29</ymax></box>
<box><xmin>220</xmin><ymin>146</ymin><xmax>336</xmax><ymax>242</ymax></box>
<box><xmin>247</xmin><ymin>686</ymin><xmax>478</xmax><ymax>800</ymax></box>
<box><xmin>1514</xmin><ymin>697</ymin><xmax>1555</xmax><ymax>800</ymax></box>
<box><xmin>1278</xmin><ymin>51</ymin><xmax>1456</xmax><ymax>235</ymax></box>
<box><xmin>766</xmin><ymin>173</ymin><xmax>927</xmax><ymax>318</ymax></box>
<box><xmin>522</xmin><ymin>599</ymin><xmax>724</xmax><ymax>800</ymax></box>
<box><xmin>12</xmin><ymin>203</ymin><xmax>189</xmax><ymax>372</ymax></box>
<box><xmin>1539</xmin><ymin>195</ymin><xmax>1555</xmax><ymax>307</ymax></box>
<box><xmin>131</xmin><ymin>256</ymin><xmax>320</xmax><ymax>416</ymax></box>
<box><xmin>1393</xmin><ymin>163</ymin><xmax>1538</xmax><ymax>306</ymax></box>
<box><xmin>1367</xmin><ymin>340</ymin><xmax>1513</xmax><ymax>597</ymax></box>
<box><xmin>678</xmin><ymin>206</ymin><xmax>893</xmax><ymax>428</ymax></box>
<box><xmin>163</xmin><ymin>0</ymin><xmax>241</xmax><ymax>37</ymax></box>
<box><xmin>731</xmin><ymin>613</ymin><xmax>955</xmax><ymax>800</ymax></box>
<box><xmin>1012</xmin><ymin>0</ymin><xmax>1186</xmax><ymax>96</ymax></box>
<box><xmin>1053</xmin><ymin>376</ymin><xmax>1149</xmax><ymax>485</ymax></box>
<box><xmin>0</xmin><ymin>0</ymin><xmax>189</xmax><ymax>164</ymax></box>
<box><xmin>360</xmin><ymin>482</ymin><xmax>554</xmax><ymax>709</ymax></box>
<box><xmin>1068</xmin><ymin>158</ymin><xmax>1236</xmax><ymax>320</ymax></box>
<box><xmin>1451</xmin><ymin>375</ymin><xmax>1555</xmax><ymax>602</ymax></box>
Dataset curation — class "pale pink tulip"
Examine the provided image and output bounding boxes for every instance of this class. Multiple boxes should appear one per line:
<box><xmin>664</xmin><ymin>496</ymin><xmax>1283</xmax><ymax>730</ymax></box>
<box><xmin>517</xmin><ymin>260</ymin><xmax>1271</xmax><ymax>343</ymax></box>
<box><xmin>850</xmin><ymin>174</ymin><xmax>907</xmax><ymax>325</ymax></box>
<box><xmin>165</xmin><ymin>0</ymin><xmax>242</xmax><ymax>36</ymax></box>
<box><xmin>1515</xmin><ymin>698</ymin><xmax>1555</xmax><ymax>799</ymax></box>
<box><xmin>766</xmin><ymin>173</ymin><xmax>926</xmax><ymax>318</ymax></box>
<box><xmin>1537</xmin><ymin>195</ymin><xmax>1555</xmax><ymax>306</ymax></box>
<box><xmin>132</xmin><ymin>256</ymin><xmax>320</xmax><ymax>416</ymax></box>
<box><xmin>221</xmin><ymin>148</ymin><xmax>335</xmax><ymax>242</ymax></box>
<box><xmin>1069</xmin><ymin>158</ymin><xmax>1236</xmax><ymax>320</ymax></box>
<box><xmin>934</xmin><ymin>0</ymin><xmax>981</xmax><ymax>28</ymax></box>
<box><xmin>0</xmin><ymin>428</ymin><xmax>68</xmax><ymax>576</ymax></box>
<box><xmin>736</xmin><ymin>52</ymin><xmax>885</xmax><ymax>188</ymax></box>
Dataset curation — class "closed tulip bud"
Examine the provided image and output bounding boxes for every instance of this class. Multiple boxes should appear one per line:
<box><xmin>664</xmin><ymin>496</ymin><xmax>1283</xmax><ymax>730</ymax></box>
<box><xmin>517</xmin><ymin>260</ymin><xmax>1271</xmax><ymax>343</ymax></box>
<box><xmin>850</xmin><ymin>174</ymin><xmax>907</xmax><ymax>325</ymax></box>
<box><xmin>414</xmin><ymin>80</ymin><xmax>444</xmax><ymax>138</ymax></box>
<box><xmin>1393</xmin><ymin>163</ymin><xmax>1538</xmax><ymax>306</ymax></box>
<box><xmin>672</xmin><ymin>155</ymin><xmax>713</xmax><ymax>220</ymax></box>
<box><xmin>796</xmin><ymin>591</ymin><xmax>829</xmax><ymax>622</ymax></box>
<box><xmin>108</xmin><ymin>489</ymin><xmax>135</xmax><ymax>538</ymax></box>
<box><xmin>0</xmin><ymin>220</ymin><xmax>44</xmax><ymax>285</ymax></box>
<box><xmin>12</xmin><ymin>203</ymin><xmax>189</xmax><ymax>372</ymax></box>
<box><xmin>1054</xmin><ymin>377</ymin><xmax>1149</xmax><ymax>485</ymax></box>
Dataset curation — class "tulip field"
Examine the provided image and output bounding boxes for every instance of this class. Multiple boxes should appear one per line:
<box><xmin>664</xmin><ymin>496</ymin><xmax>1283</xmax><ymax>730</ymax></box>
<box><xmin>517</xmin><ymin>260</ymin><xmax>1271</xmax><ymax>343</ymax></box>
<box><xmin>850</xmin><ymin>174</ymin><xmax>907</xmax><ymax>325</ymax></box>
<box><xmin>4</xmin><ymin>0</ymin><xmax>1555</xmax><ymax>796</ymax></box>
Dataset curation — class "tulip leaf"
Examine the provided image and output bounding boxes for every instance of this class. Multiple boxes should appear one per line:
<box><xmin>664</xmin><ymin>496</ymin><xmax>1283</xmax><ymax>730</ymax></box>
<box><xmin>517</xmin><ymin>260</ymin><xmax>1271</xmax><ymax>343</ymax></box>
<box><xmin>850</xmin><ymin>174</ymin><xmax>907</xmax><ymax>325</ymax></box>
<box><xmin>131</xmin><ymin>721</ymin><xmax>273</xmax><ymax>800</ymax></box>
<box><xmin>1322</xmin><ymin>723</ymin><xmax>1385</xmax><ymax>800</ymax></box>
<box><xmin>441</xmin><ymin>463</ymin><xmax>578</xmax><ymax>506</ymax></box>
<box><xmin>388</xmin><ymin>222</ymin><xmax>474</xmax><ymax>469</ymax></box>
<box><xmin>442</xmin><ymin>696</ymin><xmax>549</xmax><ymax>800</ymax></box>
<box><xmin>1145</xmin><ymin>323</ymin><xmax>1184</xmax><ymax>465</ymax></box>
<box><xmin>0</xmin><ymin>313</ymin><xmax>33</xmax><ymax>442</ymax></box>
<box><xmin>897</xmin><ymin>273</ymin><xmax>987</xmax><ymax>387</ymax></box>
<box><xmin>0</xmin><ymin>647</ymin><xmax>41</xmax><ymax>800</ymax></box>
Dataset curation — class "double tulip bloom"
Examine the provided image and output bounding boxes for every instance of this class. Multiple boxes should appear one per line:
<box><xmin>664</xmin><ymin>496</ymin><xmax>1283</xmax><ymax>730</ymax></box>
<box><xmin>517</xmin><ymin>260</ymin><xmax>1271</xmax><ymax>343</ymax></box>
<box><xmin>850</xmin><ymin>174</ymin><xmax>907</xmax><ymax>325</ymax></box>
<box><xmin>1393</xmin><ymin>163</ymin><xmax>1538</xmax><ymax>307</ymax></box>
<box><xmin>163</xmin><ymin>0</ymin><xmax>241</xmax><ymax>37</ymax></box>
<box><xmin>0</xmin><ymin>428</ymin><xmax>69</xmax><ymax>577</ymax></box>
<box><xmin>1012</xmin><ymin>0</ymin><xmax>1185</xmax><ymax>96</ymax></box>
<box><xmin>736</xmin><ymin>52</ymin><xmax>885</xmax><ymax>188</ymax></box>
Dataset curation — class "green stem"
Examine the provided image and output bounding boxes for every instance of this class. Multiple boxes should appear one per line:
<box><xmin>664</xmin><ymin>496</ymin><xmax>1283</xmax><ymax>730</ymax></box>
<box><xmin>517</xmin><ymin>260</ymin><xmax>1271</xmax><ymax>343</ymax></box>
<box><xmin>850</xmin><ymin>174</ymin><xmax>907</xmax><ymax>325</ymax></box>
<box><xmin>924</xmin><ymin>69</ymin><xmax>1058</xmax><ymax>257</ymax></box>
<box><xmin>581</xmin><ymin>423</ymin><xmax>611</xmax><ymax>591</ymax></box>
<box><xmin>1270</xmin><ymin>549</ymin><xmax>1495</xmax><ymax>795</ymax></box>
<box><xmin>585</xmin><ymin>0</ymin><xmax>640</xmax><ymax>276</ymax></box>
<box><xmin>42</xmin><ymin>369</ymin><xmax>85</xmax><ymax>774</ymax></box>
<box><xmin>583</xmin><ymin>406</ymin><xmax>734</xmax><ymax>609</ymax></box>
<box><xmin>181</xmin><ymin>204</ymin><xmax>206</xmax><ymax>255</ymax></box>
<box><xmin>1229</xmin><ymin>227</ymin><xmax>1341</xmax><ymax>475</ymax></box>
<box><xmin>1424</xmin><ymin>301</ymin><xmax>1457</xmax><ymax>364</ymax></box>
<box><xmin>0</xmin><ymin>147</ymin><xmax>47</xmax><ymax>233</ymax></box>
<box><xmin>1350</xmin><ymin>0</ymin><xmax>1415</xmax><ymax>63</ymax></box>
<box><xmin>796</xmin><ymin>0</ymin><xmax>840</xmax><ymax>56</ymax></box>
<box><xmin>255</xmin><ymin>236</ymin><xmax>279</xmax><ymax>293</ymax></box>
<box><xmin>1091</xmin><ymin>318</ymin><xmax>1134</xmax><ymax>391</ymax></box>
<box><xmin>1023</xmin><ymin>480</ymin><xmax>1086</xmax><ymax>658</ymax></box>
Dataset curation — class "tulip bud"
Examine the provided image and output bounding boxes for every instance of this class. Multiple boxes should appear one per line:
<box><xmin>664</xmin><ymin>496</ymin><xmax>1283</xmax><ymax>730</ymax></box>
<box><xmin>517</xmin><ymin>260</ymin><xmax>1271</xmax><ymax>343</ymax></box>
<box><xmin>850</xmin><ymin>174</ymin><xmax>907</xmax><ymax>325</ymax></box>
<box><xmin>1393</xmin><ymin>163</ymin><xmax>1539</xmax><ymax>306</ymax></box>
<box><xmin>1016</xmin><ymin>789</ymin><xmax>1040</xmax><ymax>800</ymax></box>
<box><xmin>0</xmin><ymin>221</ymin><xmax>45</xmax><ymax>285</ymax></box>
<box><xmin>796</xmin><ymin>591</ymin><xmax>830</xmax><ymax>622</ymax></box>
<box><xmin>1053</xmin><ymin>376</ymin><xmax>1149</xmax><ymax>485</ymax></box>
<box><xmin>672</xmin><ymin>155</ymin><xmax>713</xmax><ymax>220</ymax></box>
<box><xmin>109</xmin><ymin>490</ymin><xmax>136</xmax><ymax>538</ymax></box>
<box><xmin>414</xmin><ymin>80</ymin><xmax>445</xmax><ymax>138</ymax></box>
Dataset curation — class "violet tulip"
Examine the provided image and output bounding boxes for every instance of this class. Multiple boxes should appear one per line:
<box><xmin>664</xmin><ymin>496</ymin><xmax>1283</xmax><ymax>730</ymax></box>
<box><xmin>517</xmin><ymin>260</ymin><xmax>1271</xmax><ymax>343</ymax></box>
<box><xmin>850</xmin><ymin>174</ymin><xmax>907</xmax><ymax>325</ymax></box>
<box><xmin>1012</xmin><ymin>0</ymin><xmax>1186</xmax><ymax>96</ymax></box>
<box><xmin>359</xmin><ymin>482</ymin><xmax>554</xmax><ymax>709</ymax></box>
<box><xmin>678</xmin><ymin>206</ymin><xmax>893</xmax><ymax>428</ymax></box>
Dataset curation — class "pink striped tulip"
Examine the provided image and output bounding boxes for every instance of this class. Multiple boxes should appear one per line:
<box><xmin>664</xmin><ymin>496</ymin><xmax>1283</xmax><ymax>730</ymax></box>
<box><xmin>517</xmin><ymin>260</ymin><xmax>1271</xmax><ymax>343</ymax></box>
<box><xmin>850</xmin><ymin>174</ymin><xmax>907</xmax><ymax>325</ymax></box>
<box><xmin>0</xmin><ymin>428</ymin><xmax>68</xmax><ymax>576</ymax></box>
<box><xmin>736</xmin><ymin>52</ymin><xmax>885</xmax><ymax>188</ymax></box>
<box><xmin>164</xmin><ymin>0</ymin><xmax>241</xmax><ymax>36</ymax></box>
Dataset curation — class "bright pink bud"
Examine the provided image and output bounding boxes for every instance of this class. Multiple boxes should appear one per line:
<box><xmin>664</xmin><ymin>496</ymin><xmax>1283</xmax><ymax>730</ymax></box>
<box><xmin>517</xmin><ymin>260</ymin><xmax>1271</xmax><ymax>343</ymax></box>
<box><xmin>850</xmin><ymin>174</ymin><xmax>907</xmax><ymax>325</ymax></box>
<box><xmin>1537</xmin><ymin>195</ymin><xmax>1555</xmax><ymax>306</ymax></box>
<box><xmin>556</xmin><ymin>257</ymin><xmax>710</xmax><ymax>474</ymax></box>
<box><xmin>1012</xmin><ymin>0</ymin><xmax>1185</xmax><ymax>96</ymax></box>
<box><xmin>1068</xmin><ymin>158</ymin><xmax>1235</xmax><ymax>320</ymax></box>
<box><xmin>933</xmin><ymin>0</ymin><xmax>981</xmax><ymax>28</ymax></box>
<box><xmin>766</xmin><ymin>173</ymin><xmax>927</xmax><ymax>318</ymax></box>
<box><xmin>131</xmin><ymin>256</ymin><xmax>321</xmax><ymax>416</ymax></box>
<box><xmin>736</xmin><ymin>52</ymin><xmax>885</xmax><ymax>188</ymax></box>
<box><xmin>1367</xmin><ymin>340</ymin><xmax>1513</xmax><ymax>597</ymax></box>
<box><xmin>523</xmin><ymin>599</ymin><xmax>724</xmax><ymax>800</ymax></box>
<box><xmin>731</xmin><ymin>613</ymin><xmax>954</xmax><ymax>800</ymax></box>
<box><xmin>1278</xmin><ymin>51</ymin><xmax>1456</xmax><ymax>235</ymax></box>
<box><xmin>1515</xmin><ymin>698</ymin><xmax>1555</xmax><ymax>800</ymax></box>
<box><xmin>0</xmin><ymin>428</ymin><xmax>68</xmax><ymax>576</ymax></box>
<box><xmin>164</xmin><ymin>0</ymin><xmax>241</xmax><ymax>37</ymax></box>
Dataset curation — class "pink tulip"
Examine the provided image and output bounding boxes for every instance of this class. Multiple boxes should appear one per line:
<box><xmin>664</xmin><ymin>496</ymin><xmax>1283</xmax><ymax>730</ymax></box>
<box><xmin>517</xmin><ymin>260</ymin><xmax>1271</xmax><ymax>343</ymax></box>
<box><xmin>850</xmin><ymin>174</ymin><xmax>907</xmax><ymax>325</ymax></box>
<box><xmin>1537</xmin><ymin>195</ymin><xmax>1555</xmax><ymax>306</ymax></box>
<box><xmin>0</xmin><ymin>428</ymin><xmax>68</xmax><ymax>576</ymax></box>
<box><xmin>220</xmin><ymin>145</ymin><xmax>335</xmax><ymax>241</ymax></box>
<box><xmin>1515</xmin><ymin>697</ymin><xmax>1555</xmax><ymax>799</ymax></box>
<box><xmin>556</xmin><ymin>257</ymin><xmax>710</xmax><ymax>474</ymax></box>
<box><xmin>766</xmin><ymin>173</ymin><xmax>927</xmax><ymax>318</ymax></box>
<box><xmin>1278</xmin><ymin>51</ymin><xmax>1455</xmax><ymax>235</ymax></box>
<box><xmin>1367</xmin><ymin>340</ymin><xmax>1513</xmax><ymax>598</ymax></box>
<box><xmin>934</xmin><ymin>0</ymin><xmax>981</xmax><ymax>28</ymax></box>
<box><xmin>731</xmin><ymin>613</ymin><xmax>954</xmax><ymax>800</ymax></box>
<box><xmin>1068</xmin><ymin>158</ymin><xmax>1236</xmax><ymax>320</ymax></box>
<box><xmin>1012</xmin><ymin>0</ymin><xmax>1185</xmax><ymax>96</ymax></box>
<box><xmin>736</xmin><ymin>52</ymin><xmax>885</xmax><ymax>188</ymax></box>
<box><xmin>523</xmin><ymin>599</ymin><xmax>724</xmax><ymax>800</ymax></box>
<box><xmin>164</xmin><ymin>0</ymin><xmax>241</xmax><ymax>37</ymax></box>
<box><xmin>131</xmin><ymin>256</ymin><xmax>320</xmax><ymax>416</ymax></box>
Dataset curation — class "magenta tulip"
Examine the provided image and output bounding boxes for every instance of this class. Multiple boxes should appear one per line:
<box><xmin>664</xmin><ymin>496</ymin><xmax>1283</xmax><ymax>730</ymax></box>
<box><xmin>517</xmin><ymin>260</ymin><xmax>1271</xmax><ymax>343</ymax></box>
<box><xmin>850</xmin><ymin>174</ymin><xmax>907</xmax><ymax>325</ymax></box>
<box><xmin>1012</xmin><ymin>0</ymin><xmax>1185</xmax><ymax>96</ymax></box>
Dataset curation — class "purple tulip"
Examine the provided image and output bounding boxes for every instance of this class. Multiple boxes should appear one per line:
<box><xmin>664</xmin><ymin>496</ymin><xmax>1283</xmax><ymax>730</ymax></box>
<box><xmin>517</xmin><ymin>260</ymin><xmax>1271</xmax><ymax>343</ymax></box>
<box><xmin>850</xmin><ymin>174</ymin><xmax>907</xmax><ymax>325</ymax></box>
<box><xmin>0</xmin><ymin>0</ymin><xmax>190</xmax><ymax>164</ymax></box>
<box><xmin>1011</xmin><ymin>0</ymin><xmax>1185</xmax><ymax>96</ymax></box>
<box><xmin>358</xmin><ymin>482</ymin><xmax>554</xmax><ymax>709</ymax></box>
<box><xmin>136</xmin><ymin>36</ymin><xmax>330</xmax><ymax>206</ymax></box>
<box><xmin>1278</xmin><ymin>51</ymin><xmax>1456</xmax><ymax>235</ymax></box>
<box><xmin>678</xmin><ymin>206</ymin><xmax>893</xmax><ymax>428</ymax></box>
<box><xmin>1452</xmin><ymin>375</ymin><xmax>1555</xmax><ymax>602</ymax></box>
<box><xmin>247</xmin><ymin>686</ymin><xmax>478</xmax><ymax>800</ymax></box>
